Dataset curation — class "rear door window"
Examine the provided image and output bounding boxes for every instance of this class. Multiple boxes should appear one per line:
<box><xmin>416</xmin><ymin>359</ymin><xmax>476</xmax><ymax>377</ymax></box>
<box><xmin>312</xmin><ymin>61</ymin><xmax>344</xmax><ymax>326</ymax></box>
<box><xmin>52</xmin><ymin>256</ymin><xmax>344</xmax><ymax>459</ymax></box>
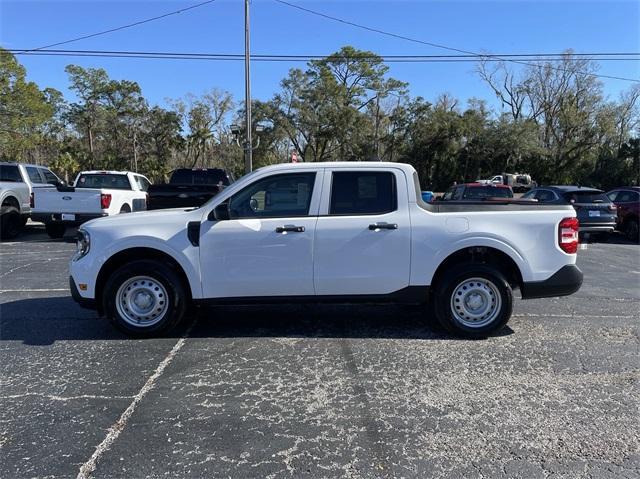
<box><xmin>535</xmin><ymin>189</ymin><xmax>557</xmax><ymax>202</ymax></box>
<box><xmin>615</xmin><ymin>191</ymin><xmax>639</xmax><ymax>203</ymax></box>
<box><xmin>0</xmin><ymin>165</ymin><xmax>23</xmax><ymax>182</ymax></box>
<box><xmin>329</xmin><ymin>171</ymin><xmax>396</xmax><ymax>215</ymax></box>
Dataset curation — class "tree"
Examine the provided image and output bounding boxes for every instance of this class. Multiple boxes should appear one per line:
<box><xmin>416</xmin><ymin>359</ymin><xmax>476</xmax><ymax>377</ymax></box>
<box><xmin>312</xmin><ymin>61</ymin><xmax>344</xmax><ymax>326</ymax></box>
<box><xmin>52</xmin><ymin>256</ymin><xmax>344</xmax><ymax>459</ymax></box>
<box><xmin>0</xmin><ymin>48</ymin><xmax>56</xmax><ymax>161</ymax></box>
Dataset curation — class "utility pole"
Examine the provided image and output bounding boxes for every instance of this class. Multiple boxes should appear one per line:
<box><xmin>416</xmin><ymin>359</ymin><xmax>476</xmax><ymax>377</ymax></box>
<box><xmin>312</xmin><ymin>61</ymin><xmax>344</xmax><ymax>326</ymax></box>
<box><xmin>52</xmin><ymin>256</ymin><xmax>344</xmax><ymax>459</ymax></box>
<box><xmin>244</xmin><ymin>0</ymin><xmax>252</xmax><ymax>174</ymax></box>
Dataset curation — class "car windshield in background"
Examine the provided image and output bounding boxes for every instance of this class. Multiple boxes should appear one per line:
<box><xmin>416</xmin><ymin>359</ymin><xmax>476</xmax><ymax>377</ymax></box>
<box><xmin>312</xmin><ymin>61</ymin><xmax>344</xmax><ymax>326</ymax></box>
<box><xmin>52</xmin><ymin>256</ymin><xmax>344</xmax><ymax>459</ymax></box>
<box><xmin>463</xmin><ymin>186</ymin><xmax>513</xmax><ymax>199</ymax></box>
<box><xmin>562</xmin><ymin>191</ymin><xmax>609</xmax><ymax>203</ymax></box>
<box><xmin>76</xmin><ymin>174</ymin><xmax>131</xmax><ymax>190</ymax></box>
<box><xmin>170</xmin><ymin>169</ymin><xmax>230</xmax><ymax>185</ymax></box>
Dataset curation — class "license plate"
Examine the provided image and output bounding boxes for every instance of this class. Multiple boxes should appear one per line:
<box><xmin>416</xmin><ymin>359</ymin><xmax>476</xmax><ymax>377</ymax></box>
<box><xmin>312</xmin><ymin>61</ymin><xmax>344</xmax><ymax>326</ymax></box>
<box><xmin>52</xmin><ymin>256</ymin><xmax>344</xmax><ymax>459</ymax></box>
<box><xmin>588</xmin><ymin>210</ymin><xmax>600</xmax><ymax>217</ymax></box>
<box><xmin>61</xmin><ymin>213</ymin><xmax>76</xmax><ymax>221</ymax></box>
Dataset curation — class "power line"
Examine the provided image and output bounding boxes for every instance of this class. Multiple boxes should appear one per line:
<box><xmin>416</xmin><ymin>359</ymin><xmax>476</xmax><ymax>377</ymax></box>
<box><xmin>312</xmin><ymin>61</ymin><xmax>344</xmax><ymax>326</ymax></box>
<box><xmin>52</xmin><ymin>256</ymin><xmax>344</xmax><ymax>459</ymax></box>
<box><xmin>7</xmin><ymin>49</ymin><xmax>640</xmax><ymax>63</ymax></box>
<box><xmin>19</xmin><ymin>0</ymin><xmax>217</xmax><ymax>53</ymax></box>
<box><xmin>273</xmin><ymin>0</ymin><xmax>640</xmax><ymax>83</ymax></box>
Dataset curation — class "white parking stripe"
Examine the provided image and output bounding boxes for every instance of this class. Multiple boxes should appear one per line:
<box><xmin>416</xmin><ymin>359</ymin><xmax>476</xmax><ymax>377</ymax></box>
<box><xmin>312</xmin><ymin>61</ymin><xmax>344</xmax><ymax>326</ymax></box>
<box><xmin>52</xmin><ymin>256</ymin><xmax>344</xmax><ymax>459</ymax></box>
<box><xmin>76</xmin><ymin>320</ymin><xmax>196</xmax><ymax>479</ymax></box>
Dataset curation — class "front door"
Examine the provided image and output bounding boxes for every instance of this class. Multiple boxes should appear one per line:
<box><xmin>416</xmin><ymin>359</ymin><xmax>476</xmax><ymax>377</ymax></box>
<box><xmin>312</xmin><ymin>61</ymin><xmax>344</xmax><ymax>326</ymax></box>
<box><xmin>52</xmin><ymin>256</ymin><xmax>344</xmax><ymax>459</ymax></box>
<box><xmin>200</xmin><ymin>171</ymin><xmax>322</xmax><ymax>299</ymax></box>
<box><xmin>314</xmin><ymin>169</ymin><xmax>411</xmax><ymax>296</ymax></box>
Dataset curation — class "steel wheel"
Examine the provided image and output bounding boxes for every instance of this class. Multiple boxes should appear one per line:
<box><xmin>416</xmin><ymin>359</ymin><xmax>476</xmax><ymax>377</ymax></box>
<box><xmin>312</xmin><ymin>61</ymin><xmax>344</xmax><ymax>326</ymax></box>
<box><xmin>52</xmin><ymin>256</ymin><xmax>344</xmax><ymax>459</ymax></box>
<box><xmin>450</xmin><ymin>277</ymin><xmax>502</xmax><ymax>328</ymax></box>
<box><xmin>116</xmin><ymin>275</ymin><xmax>169</xmax><ymax>327</ymax></box>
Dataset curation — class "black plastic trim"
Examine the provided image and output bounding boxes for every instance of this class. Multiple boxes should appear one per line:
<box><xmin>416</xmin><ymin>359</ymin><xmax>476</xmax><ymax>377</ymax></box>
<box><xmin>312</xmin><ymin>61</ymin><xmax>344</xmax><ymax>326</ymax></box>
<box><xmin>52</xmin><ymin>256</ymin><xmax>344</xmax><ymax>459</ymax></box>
<box><xmin>195</xmin><ymin>285</ymin><xmax>429</xmax><ymax>306</ymax></box>
<box><xmin>69</xmin><ymin>276</ymin><xmax>97</xmax><ymax>310</ymax></box>
<box><xmin>187</xmin><ymin>221</ymin><xmax>200</xmax><ymax>246</ymax></box>
<box><xmin>520</xmin><ymin>265</ymin><xmax>583</xmax><ymax>299</ymax></box>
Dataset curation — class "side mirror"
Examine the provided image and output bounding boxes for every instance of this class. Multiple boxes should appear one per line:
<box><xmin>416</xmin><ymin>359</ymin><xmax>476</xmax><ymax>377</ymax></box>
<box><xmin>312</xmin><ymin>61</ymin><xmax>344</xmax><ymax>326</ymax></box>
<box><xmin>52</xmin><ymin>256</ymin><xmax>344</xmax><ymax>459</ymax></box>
<box><xmin>208</xmin><ymin>202</ymin><xmax>230</xmax><ymax>221</ymax></box>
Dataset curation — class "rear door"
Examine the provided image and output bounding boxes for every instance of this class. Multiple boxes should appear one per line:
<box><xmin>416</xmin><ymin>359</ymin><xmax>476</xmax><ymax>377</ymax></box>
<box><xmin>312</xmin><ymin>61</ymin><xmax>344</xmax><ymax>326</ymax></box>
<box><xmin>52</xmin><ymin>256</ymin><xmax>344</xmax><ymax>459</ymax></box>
<box><xmin>313</xmin><ymin>168</ymin><xmax>411</xmax><ymax>295</ymax></box>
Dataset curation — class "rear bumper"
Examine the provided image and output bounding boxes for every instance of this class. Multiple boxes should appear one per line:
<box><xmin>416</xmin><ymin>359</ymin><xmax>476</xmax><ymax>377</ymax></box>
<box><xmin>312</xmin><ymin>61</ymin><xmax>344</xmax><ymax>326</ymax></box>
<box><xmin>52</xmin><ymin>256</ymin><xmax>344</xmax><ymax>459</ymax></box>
<box><xmin>32</xmin><ymin>212</ymin><xmax>107</xmax><ymax>225</ymax></box>
<box><xmin>521</xmin><ymin>265</ymin><xmax>583</xmax><ymax>299</ymax></box>
<box><xmin>69</xmin><ymin>276</ymin><xmax>97</xmax><ymax>310</ymax></box>
<box><xmin>579</xmin><ymin>223</ymin><xmax>615</xmax><ymax>233</ymax></box>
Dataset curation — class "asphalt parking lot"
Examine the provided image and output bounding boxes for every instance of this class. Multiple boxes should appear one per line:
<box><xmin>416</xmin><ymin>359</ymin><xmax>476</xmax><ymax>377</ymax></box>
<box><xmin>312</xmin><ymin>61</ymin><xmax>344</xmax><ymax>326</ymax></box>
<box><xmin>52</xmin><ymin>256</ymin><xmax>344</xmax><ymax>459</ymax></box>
<box><xmin>1</xmin><ymin>223</ymin><xmax>639</xmax><ymax>479</ymax></box>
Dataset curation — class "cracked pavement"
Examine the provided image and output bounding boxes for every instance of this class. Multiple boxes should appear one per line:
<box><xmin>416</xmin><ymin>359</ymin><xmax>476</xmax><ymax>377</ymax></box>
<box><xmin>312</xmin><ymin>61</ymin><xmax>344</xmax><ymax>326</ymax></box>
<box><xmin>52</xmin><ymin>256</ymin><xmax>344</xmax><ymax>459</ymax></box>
<box><xmin>0</xmin><ymin>224</ymin><xmax>639</xmax><ymax>478</ymax></box>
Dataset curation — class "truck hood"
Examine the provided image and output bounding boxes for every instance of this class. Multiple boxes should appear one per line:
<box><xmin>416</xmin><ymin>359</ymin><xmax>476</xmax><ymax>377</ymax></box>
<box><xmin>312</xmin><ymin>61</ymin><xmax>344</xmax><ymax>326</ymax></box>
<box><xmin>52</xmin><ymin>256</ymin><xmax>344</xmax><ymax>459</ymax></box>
<box><xmin>82</xmin><ymin>207</ymin><xmax>202</xmax><ymax>230</ymax></box>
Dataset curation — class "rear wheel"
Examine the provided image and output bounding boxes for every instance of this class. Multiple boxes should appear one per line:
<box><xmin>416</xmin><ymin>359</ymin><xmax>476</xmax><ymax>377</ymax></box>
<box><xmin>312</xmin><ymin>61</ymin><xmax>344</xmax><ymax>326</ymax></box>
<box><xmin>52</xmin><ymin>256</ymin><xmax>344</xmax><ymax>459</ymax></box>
<box><xmin>119</xmin><ymin>204</ymin><xmax>131</xmax><ymax>213</ymax></box>
<box><xmin>104</xmin><ymin>260</ymin><xmax>187</xmax><ymax>337</ymax></box>
<box><xmin>0</xmin><ymin>206</ymin><xmax>22</xmax><ymax>240</ymax></box>
<box><xmin>626</xmin><ymin>218</ymin><xmax>639</xmax><ymax>242</ymax></box>
<box><xmin>45</xmin><ymin>223</ymin><xmax>66</xmax><ymax>239</ymax></box>
<box><xmin>433</xmin><ymin>264</ymin><xmax>513</xmax><ymax>338</ymax></box>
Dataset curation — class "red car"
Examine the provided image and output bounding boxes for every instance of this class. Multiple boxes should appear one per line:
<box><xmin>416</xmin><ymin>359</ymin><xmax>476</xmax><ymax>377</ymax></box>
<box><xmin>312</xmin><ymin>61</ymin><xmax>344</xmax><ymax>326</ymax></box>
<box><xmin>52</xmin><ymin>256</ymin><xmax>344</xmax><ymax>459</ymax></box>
<box><xmin>607</xmin><ymin>187</ymin><xmax>640</xmax><ymax>241</ymax></box>
<box><xmin>440</xmin><ymin>182</ymin><xmax>514</xmax><ymax>201</ymax></box>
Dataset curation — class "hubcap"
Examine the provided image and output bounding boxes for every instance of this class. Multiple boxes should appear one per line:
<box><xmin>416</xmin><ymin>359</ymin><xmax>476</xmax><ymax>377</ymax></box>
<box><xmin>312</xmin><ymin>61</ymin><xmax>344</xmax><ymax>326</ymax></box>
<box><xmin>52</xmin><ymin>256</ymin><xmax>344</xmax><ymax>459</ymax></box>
<box><xmin>450</xmin><ymin>277</ymin><xmax>502</xmax><ymax>328</ymax></box>
<box><xmin>116</xmin><ymin>276</ymin><xmax>169</xmax><ymax>327</ymax></box>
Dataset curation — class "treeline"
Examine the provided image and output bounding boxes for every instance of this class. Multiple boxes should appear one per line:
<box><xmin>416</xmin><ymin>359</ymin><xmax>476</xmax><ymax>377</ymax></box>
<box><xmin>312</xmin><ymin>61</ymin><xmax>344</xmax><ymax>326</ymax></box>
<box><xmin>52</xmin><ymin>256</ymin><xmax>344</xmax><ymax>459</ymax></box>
<box><xmin>1</xmin><ymin>46</ymin><xmax>638</xmax><ymax>190</ymax></box>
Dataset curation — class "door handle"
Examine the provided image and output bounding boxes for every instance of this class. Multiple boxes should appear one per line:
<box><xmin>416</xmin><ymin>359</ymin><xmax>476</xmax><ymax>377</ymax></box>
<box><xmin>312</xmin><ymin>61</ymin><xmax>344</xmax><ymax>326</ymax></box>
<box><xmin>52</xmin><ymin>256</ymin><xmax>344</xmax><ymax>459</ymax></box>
<box><xmin>368</xmin><ymin>222</ymin><xmax>398</xmax><ymax>230</ymax></box>
<box><xmin>276</xmin><ymin>225</ymin><xmax>305</xmax><ymax>233</ymax></box>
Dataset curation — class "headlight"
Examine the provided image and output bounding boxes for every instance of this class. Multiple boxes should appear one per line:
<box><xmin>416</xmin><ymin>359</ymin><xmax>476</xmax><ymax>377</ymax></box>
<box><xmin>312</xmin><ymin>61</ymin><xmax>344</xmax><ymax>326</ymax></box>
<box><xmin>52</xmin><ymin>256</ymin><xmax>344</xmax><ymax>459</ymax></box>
<box><xmin>74</xmin><ymin>229</ymin><xmax>91</xmax><ymax>261</ymax></box>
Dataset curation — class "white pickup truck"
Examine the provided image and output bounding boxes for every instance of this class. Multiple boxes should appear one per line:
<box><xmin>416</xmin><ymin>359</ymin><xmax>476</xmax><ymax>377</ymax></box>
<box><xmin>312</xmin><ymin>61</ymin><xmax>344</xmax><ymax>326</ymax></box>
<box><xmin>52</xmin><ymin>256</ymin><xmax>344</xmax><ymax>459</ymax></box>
<box><xmin>69</xmin><ymin>162</ymin><xmax>583</xmax><ymax>338</ymax></box>
<box><xmin>1</xmin><ymin>162</ymin><xmax>62</xmax><ymax>239</ymax></box>
<box><xmin>32</xmin><ymin>170</ymin><xmax>151</xmax><ymax>238</ymax></box>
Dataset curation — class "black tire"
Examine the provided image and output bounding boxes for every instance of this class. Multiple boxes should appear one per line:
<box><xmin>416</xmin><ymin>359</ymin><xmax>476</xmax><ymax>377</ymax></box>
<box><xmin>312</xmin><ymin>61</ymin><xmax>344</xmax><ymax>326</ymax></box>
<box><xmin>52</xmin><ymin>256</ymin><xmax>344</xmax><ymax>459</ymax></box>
<box><xmin>625</xmin><ymin>218</ymin><xmax>639</xmax><ymax>242</ymax></box>
<box><xmin>432</xmin><ymin>264</ymin><xmax>513</xmax><ymax>338</ymax></box>
<box><xmin>119</xmin><ymin>204</ymin><xmax>131</xmax><ymax>213</ymax></box>
<box><xmin>104</xmin><ymin>260</ymin><xmax>188</xmax><ymax>337</ymax></box>
<box><xmin>0</xmin><ymin>206</ymin><xmax>22</xmax><ymax>240</ymax></box>
<box><xmin>45</xmin><ymin>222</ymin><xmax>66</xmax><ymax>239</ymax></box>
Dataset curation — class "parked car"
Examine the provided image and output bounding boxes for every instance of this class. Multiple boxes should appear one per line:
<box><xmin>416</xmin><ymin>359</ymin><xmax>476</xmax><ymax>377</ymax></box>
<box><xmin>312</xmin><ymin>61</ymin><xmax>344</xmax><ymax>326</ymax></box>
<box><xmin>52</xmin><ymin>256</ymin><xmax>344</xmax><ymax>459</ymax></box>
<box><xmin>0</xmin><ymin>162</ymin><xmax>62</xmax><ymax>239</ymax></box>
<box><xmin>478</xmin><ymin>173</ymin><xmax>536</xmax><ymax>193</ymax></box>
<box><xmin>147</xmin><ymin>168</ymin><xmax>234</xmax><ymax>210</ymax></box>
<box><xmin>522</xmin><ymin>186</ymin><xmax>617</xmax><ymax>237</ymax></box>
<box><xmin>70</xmin><ymin>162</ymin><xmax>582</xmax><ymax>339</ymax></box>
<box><xmin>440</xmin><ymin>183</ymin><xmax>514</xmax><ymax>201</ymax></box>
<box><xmin>32</xmin><ymin>170</ymin><xmax>150</xmax><ymax>238</ymax></box>
<box><xmin>607</xmin><ymin>187</ymin><xmax>640</xmax><ymax>241</ymax></box>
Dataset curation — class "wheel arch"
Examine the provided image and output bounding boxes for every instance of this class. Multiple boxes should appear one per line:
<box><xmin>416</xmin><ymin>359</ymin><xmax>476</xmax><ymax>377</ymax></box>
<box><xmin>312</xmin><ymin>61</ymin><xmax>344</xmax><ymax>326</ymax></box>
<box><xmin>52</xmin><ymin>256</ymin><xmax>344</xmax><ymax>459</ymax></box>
<box><xmin>95</xmin><ymin>247</ymin><xmax>193</xmax><ymax>315</ymax></box>
<box><xmin>1</xmin><ymin>194</ymin><xmax>20</xmax><ymax>209</ymax></box>
<box><xmin>431</xmin><ymin>246</ymin><xmax>524</xmax><ymax>293</ymax></box>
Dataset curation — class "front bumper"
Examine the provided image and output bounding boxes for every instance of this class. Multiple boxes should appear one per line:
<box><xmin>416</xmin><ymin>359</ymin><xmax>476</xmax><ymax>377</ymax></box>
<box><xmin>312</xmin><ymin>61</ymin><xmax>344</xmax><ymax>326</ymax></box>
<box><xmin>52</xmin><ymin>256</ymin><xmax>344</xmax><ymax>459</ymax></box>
<box><xmin>69</xmin><ymin>276</ymin><xmax>97</xmax><ymax>310</ymax></box>
<box><xmin>520</xmin><ymin>265</ymin><xmax>583</xmax><ymax>299</ymax></box>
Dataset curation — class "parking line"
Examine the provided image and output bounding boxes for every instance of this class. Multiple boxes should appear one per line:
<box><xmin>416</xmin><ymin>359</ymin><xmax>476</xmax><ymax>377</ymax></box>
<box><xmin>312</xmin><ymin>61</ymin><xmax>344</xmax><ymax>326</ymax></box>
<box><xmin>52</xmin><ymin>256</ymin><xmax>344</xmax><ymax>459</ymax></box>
<box><xmin>76</xmin><ymin>319</ymin><xmax>197</xmax><ymax>479</ymax></box>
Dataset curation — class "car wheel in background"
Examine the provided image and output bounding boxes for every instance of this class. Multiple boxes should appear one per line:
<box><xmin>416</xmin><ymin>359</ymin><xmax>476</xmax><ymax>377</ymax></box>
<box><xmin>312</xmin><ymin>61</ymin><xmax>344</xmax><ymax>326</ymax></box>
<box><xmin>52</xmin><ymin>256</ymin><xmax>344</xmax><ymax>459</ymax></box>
<box><xmin>433</xmin><ymin>264</ymin><xmax>513</xmax><ymax>338</ymax></box>
<box><xmin>626</xmin><ymin>218</ymin><xmax>639</xmax><ymax>242</ymax></box>
<box><xmin>104</xmin><ymin>260</ymin><xmax>187</xmax><ymax>337</ymax></box>
<box><xmin>45</xmin><ymin>223</ymin><xmax>66</xmax><ymax>239</ymax></box>
<box><xmin>120</xmin><ymin>204</ymin><xmax>131</xmax><ymax>213</ymax></box>
<box><xmin>0</xmin><ymin>206</ymin><xmax>22</xmax><ymax>240</ymax></box>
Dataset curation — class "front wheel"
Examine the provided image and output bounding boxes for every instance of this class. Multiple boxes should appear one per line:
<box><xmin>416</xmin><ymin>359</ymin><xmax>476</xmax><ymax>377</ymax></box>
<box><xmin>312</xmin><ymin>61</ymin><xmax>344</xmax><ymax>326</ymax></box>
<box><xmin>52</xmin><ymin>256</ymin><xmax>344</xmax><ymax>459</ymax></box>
<box><xmin>104</xmin><ymin>260</ymin><xmax>188</xmax><ymax>337</ymax></box>
<box><xmin>625</xmin><ymin>218</ymin><xmax>639</xmax><ymax>242</ymax></box>
<box><xmin>433</xmin><ymin>264</ymin><xmax>513</xmax><ymax>338</ymax></box>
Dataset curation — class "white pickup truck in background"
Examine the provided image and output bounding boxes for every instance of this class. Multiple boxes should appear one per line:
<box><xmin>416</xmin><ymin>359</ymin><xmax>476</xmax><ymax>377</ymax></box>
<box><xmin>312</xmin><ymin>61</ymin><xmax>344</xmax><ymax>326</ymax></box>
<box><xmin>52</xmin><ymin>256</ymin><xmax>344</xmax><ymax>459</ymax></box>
<box><xmin>69</xmin><ymin>162</ymin><xmax>583</xmax><ymax>338</ymax></box>
<box><xmin>1</xmin><ymin>162</ymin><xmax>62</xmax><ymax>240</ymax></box>
<box><xmin>32</xmin><ymin>170</ymin><xmax>151</xmax><ymax>238</ymax></box>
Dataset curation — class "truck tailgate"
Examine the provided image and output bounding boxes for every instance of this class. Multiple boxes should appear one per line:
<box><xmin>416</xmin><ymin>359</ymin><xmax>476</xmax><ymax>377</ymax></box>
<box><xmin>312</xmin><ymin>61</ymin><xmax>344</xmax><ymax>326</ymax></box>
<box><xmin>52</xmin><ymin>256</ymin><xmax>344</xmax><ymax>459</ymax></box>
<box><xmin>33</xmin><ymin>188</ymin><xmax>103</xmax><ymax>214</ymax></box>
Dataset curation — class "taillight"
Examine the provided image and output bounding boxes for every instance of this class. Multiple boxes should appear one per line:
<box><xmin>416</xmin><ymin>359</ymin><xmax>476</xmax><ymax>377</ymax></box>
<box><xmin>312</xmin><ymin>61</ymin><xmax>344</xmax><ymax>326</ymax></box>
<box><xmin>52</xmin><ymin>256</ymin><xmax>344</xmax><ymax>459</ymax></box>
<box><xmin>100</xmin><ymin>193</ymin><xmax>112</xmax><ymax>209</ymax></box>
<box><xmin>559</xmin><ymin>217</ymin><xmax>579</xmax><ymax>254</ymax></box>
<box><xmin>30</xmin><ymin>192</ymin><xmax>34</xmax><ymax>208</ymax></box>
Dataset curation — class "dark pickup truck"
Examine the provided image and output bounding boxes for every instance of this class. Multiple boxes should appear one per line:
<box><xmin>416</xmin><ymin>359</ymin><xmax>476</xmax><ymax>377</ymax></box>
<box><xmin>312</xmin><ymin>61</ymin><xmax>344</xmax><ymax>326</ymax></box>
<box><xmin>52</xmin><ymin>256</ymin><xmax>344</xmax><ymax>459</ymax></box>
<box><xmin>147</xmin><ymin>168</ymin><xmax>234</xmax><ymax>210</ymax></box>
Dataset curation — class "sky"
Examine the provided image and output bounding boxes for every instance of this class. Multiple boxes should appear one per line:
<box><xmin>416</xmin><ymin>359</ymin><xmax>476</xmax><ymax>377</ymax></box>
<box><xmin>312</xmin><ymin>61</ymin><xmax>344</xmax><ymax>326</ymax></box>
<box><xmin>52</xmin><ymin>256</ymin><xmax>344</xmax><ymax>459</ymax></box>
<box><xmin>1</xmin><ymin>0</ymin><xmax>639</xmax><ymax>113</ymax></box>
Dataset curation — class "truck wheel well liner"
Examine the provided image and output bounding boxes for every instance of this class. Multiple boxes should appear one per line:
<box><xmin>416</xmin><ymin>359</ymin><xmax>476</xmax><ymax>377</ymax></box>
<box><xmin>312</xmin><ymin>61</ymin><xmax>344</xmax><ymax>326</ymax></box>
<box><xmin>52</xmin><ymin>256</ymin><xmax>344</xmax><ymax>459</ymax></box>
<box><xmin>95</xmin><ymin>247</ymin><xmax>192</xmax><ymax>314</ymax></box>
<box><xmin>432</xmin><ymin>246</ymin><xmax>523</xmax><ymax>291</ymax></box>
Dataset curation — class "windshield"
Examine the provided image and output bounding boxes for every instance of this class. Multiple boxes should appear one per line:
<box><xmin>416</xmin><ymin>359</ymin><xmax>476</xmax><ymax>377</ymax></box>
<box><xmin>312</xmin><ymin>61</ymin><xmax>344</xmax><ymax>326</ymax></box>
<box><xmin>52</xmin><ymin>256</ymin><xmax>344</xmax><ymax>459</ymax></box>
<box><xmin>76</xmin><ymin>174</ymin><xmax>132</xmax><ymax>190</ymax></box>
<box><xmin>463</xmin><ymin>186</ymin><xmax>513</xmax><ymax>199</ymax></box>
